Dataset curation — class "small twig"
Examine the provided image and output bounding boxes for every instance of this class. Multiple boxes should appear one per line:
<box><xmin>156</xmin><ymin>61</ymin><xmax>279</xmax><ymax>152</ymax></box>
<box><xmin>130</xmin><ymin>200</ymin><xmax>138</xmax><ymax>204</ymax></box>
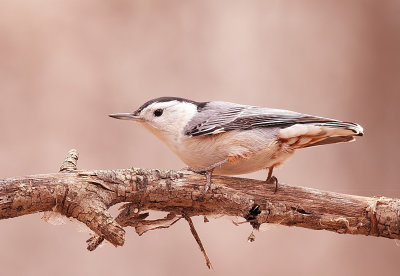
<box><xmin>182</xmin><ymin>211</ymin><xmax>213</xmax><ymax>269</ymax></box>
<box><xmin>87</xmin><ymin>236</ymin><xmax>105</xmax><ymax>251</ymax></box>
<box><xmin>59</xmin><ymin>149</ymin><xmax>79</xmax><ymax>172</ymax></box>
<box><xmin>116</xmin><ymin>204</ymin><xmax>181</xmax><ymax>236</ymax></box>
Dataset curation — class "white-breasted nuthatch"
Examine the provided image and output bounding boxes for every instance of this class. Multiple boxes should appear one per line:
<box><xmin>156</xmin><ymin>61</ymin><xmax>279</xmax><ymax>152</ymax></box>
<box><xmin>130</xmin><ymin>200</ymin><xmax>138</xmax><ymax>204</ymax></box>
<box><xmin>110</xmin><ymin>97</ymin><xmax>363</xmax><ymax>192</ymax></box>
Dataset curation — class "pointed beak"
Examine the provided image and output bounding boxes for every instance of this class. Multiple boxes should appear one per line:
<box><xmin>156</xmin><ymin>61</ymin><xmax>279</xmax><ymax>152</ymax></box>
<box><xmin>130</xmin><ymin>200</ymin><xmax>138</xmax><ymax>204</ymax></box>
<box><xmin>108</xmin><ymin>112</ymin><xmax>143</xmax><ymax>122</ymax></box>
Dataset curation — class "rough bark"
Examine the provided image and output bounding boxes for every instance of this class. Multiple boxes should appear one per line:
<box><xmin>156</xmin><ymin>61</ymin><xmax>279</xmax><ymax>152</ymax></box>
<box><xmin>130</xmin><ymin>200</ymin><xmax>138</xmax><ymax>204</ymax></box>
<box><xmin>1</xmin><ymin>150</ymin><xmax>399</xmax><ymax>264</ymax></box>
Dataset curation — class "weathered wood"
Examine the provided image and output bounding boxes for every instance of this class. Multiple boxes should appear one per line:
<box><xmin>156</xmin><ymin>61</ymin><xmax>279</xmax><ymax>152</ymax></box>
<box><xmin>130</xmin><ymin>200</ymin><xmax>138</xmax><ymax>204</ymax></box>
<box><xmin>1</xmin><ymin>166</ymin><xmax>399</xmax><ymax>248</ymax></box>
<box><xmin>2</xmin><ymin>146</ymin><xmax>400</xmax><ymax>269</ymax></box>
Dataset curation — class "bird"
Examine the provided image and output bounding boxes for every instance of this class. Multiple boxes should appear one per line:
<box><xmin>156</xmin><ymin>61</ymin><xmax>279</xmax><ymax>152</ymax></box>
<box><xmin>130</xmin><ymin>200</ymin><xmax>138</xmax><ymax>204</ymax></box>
<box><xmin>109</xmin><ymin>97</ymin><xmax>363</xmax><ymax>192</ymax></box>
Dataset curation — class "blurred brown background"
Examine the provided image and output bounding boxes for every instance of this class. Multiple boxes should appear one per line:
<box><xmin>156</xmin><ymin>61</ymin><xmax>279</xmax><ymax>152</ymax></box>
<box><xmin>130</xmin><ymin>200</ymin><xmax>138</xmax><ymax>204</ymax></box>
<box><xmin>0</xmin><ymin>0</ymin><xmax>399</xmax><ymax>275</ymax></box>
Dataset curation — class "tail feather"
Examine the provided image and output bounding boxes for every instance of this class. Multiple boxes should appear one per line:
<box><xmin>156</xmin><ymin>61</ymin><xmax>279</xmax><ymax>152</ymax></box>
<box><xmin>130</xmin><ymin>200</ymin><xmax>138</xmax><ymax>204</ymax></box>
<box><xmin>303</xmin><ymin>135</ymin><xmax>355</xmax><ymax>148</ymax></box>
<box><xmin>314</xmin><ymin>121</ymin><xmax>364</xmax><ymax>136</ymax></box>
<box><xmin>279</xmin><ymin>120</ymin><xmax>364</xmax><ymax>148</ymax></box>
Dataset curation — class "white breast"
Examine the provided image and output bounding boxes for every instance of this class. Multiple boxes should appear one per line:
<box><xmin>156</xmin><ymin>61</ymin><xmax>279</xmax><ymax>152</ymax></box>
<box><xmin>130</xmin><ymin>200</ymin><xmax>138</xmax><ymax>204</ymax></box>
<box><xmin>174</xmin><ymin>128</ymin><xmax>289</xmax><ymax>175</ymax></box>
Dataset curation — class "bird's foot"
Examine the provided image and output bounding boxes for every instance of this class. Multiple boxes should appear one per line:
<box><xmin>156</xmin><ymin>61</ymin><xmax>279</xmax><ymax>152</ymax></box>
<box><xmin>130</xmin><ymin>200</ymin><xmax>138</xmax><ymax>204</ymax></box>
<box><xmin>182</xmin><ymin>167</ymin><xmax>213</xmax><ymax>194</ymax></box>
<box><xmin>181</xmin><ymin>160</ymin><xmax>227</xmax><ymax>194</ymax></box>
<box><xmin>181</xmin><ymin>166</ymin><xmax>196</xmax><ymax>173</ymax></box>
<box><xmin>183</xmin><ymin>166</ymin><xmax>206</xmax><ymax>174</ymax></box>
<box><xmin>266</xmin><ymin>175</ymin><xmax>278</xmax><ymax>193</ymax></box>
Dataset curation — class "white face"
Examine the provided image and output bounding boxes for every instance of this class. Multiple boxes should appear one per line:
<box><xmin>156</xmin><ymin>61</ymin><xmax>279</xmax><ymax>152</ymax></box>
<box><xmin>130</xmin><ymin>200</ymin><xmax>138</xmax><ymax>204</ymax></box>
<box><xmin>137</xmin><ymin>100</ymin><xmax>198</xmax><ymax>139</ymax></box>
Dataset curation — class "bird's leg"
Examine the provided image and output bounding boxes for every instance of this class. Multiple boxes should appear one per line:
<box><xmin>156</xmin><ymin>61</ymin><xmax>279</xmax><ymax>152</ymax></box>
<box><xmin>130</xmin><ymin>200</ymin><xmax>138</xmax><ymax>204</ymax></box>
<box><xmin>204</xmin><ymin>170</ymin><xmax>213</xmax><ymax>193</ymax></box>
<box><xmin>266</xmin><ymin>166</ymin><xmax>278</xmax><ymax>193</ymax></box>
<box><xmin>185</xmin><ymin>159</ymin><xmax>227</xmax><ymax>192</ymax></box>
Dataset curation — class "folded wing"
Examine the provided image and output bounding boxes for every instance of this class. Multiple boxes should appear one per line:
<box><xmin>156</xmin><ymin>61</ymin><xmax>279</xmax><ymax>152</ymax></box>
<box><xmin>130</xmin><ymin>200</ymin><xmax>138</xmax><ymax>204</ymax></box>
<box><xmin>184</xmin><ymin>101</ymin><xmax>363</xmax><ymax>148</ymax></box>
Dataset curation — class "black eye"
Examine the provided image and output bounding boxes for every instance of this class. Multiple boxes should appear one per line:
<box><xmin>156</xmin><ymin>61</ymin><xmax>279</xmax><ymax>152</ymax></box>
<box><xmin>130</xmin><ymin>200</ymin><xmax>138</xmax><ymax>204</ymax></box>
<box><xmin>154</xmin><ymin>109</ymin><xmax>163</xmax><ymax>117</ymax></box>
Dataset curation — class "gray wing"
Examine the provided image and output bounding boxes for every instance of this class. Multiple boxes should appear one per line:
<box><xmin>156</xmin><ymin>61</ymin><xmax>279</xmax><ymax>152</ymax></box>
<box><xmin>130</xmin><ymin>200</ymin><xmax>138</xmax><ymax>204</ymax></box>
<box><xmin>184</xmin><ymin>101</ymin><xmax>361</xmax><ymax>137</ymax></box>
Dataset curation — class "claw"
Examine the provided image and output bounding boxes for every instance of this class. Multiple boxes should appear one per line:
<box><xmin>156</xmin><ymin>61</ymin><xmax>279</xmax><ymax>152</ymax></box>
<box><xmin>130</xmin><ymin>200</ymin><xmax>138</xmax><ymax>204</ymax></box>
<box><xmin>266</xmin><ymin>176</ymin><xmax>278</xmax><ymax>193</ymax></box>
<box><xmin>181</xmin><ymin>166</ymin><xmax>193</xmax><ymax>172</ymax></box>
<box><xmin>266</xmin><ymin>166</ymin><xmax>278</xmax><ymax>192</ymax></box>
<box><xmin>184</xmin><ymin>160</ymin><xmax>228</xmax><ymax>194</ymax></box>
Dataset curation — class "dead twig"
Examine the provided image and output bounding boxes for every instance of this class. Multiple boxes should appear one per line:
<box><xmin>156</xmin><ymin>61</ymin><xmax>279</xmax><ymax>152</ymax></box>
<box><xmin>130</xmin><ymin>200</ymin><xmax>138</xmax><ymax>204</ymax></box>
<box><xmin>182</xmin><ymin>211</ymin><xmax>213</xmax><ymax>269</ymax></box>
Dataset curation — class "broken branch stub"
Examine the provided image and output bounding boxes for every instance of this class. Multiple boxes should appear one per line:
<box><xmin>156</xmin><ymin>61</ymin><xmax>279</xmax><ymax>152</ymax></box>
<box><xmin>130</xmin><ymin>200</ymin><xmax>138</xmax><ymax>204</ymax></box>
<box><xmin>59</xmin><ymin>149</ymin><xmax>79</xmax><ymax>172</ymax></box>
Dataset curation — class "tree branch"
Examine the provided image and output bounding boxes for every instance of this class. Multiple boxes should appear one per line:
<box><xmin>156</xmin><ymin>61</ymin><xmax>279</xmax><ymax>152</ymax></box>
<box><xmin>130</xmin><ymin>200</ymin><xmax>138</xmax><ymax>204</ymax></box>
<box><xmin>1</xmin><ymin>150</ymin><xmax>399</xmax><ymax>267</ymax></box>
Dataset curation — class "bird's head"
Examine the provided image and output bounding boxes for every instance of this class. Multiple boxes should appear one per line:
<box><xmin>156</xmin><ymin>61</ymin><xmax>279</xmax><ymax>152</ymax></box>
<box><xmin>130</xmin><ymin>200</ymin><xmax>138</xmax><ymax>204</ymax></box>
<box><xmin>109</xmin><ymin>97</ymin><xmax>205</xmax><ymax>140</ymax></box>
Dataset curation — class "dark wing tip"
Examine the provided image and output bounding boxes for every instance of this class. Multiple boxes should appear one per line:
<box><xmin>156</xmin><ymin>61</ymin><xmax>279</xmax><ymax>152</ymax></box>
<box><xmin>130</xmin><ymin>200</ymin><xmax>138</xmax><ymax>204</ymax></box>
<box><xmin>347</xmin><ymin>122</ymin><xmax>364</xmax><ymax>136</ymax></box>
